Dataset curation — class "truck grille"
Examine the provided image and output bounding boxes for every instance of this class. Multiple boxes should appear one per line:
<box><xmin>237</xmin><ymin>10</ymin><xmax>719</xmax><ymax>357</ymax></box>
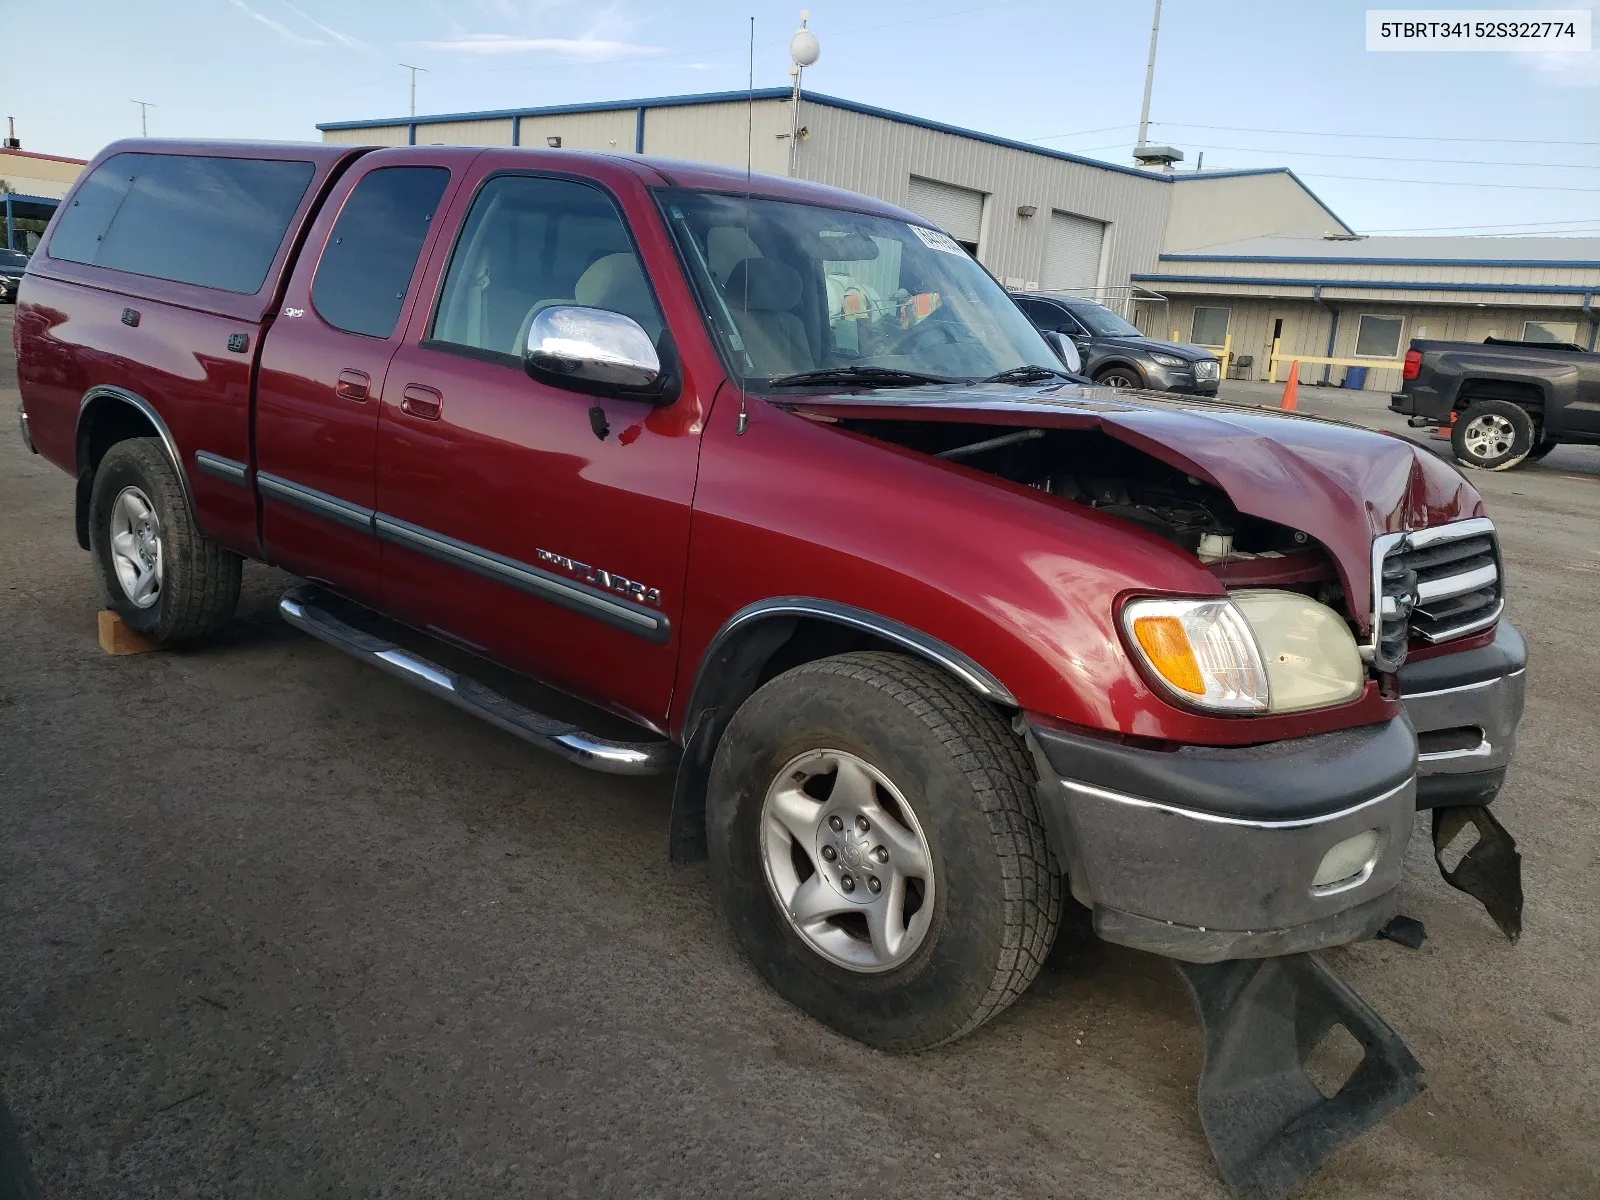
<box><xmin>1370</xmin><ymin>518</ymin><xmax>1503</xmax><ymax>671</ymax></box>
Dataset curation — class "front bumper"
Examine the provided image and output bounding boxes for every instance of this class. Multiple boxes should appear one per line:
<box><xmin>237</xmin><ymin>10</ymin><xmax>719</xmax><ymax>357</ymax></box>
<box><xmin>1026</xmin><ymin>717</ymin><xmax>1417</xmax><ymax>963</ymax></box>
<box><xmin>1400</xmin><ymin>622</ymin><xmax>1526</xmax><ymax>808</ymax></box>
<box><xmin>1150</xmin><ymin>362</ymin><xmax>1221</xmax><ymax>395</ymax></box>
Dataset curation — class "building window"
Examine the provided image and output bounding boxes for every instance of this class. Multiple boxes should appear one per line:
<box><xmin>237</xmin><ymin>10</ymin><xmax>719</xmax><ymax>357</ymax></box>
<box><xmin>1190</xmin><ymin>306</ymin><xmax>1230</xmax><ymax>347</ymax></box>
<box><xmin>1523</xmin><ymin>320</ymin><xmax>1577</xmax><ymax>344</ymax></box>
<box><xmin>1355</xmin><ymin>314</ymin><xmax>1404</xmax><ymax>359</ymax></box>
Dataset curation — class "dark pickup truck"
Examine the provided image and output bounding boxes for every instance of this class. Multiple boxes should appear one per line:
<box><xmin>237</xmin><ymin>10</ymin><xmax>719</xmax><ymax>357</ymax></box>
<box><xmin>1391</xmin><ymin>336</ymin><xmax>1600</xmax><ymax>470</ymax></box>
<box><xmin>14</xmin><ymin>139</ymin><xmax>1531</xmax><ymax>1198</ymax></box>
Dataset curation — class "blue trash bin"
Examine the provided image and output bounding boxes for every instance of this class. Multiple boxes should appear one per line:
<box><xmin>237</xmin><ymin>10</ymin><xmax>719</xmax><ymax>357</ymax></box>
<box><xmin>1342</xmin><ymin>366</ymin><xmax>1369</xmax><ymax>390</ymax></box>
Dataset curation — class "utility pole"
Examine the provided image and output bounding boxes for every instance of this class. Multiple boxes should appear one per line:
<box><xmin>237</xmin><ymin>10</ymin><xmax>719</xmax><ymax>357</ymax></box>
<box><xmin>1135</xmin><ymin>0</ymin><xmax>1162</xmax><ymax>152</ymax></box>
<box><xmin>132</xmin><ymin>100</ymin><xmax>156</xmax><ymax>137</ymax></box>
<box><xmin>399</xmin><ymin>64</ymin><xmax>427</xmax><ymax>118</ymax></box>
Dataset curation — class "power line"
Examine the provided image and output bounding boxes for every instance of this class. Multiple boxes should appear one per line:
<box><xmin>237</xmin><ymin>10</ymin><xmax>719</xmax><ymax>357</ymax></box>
<box><xmin>1152</xmin><ymin>121</ymin><xmax>1597</xmax><ymax>148</ymax></box>
<box><xmin>1031</xmin><ymin>124</ymin><xmax>1138</xmax><ymax>142</ymax></box>
<box><xmin>1297</xmin><ymin>171</ymin><xmax>1600</xmax><ymax>192</ymax></box>
<box><xmin>1180</xmin><ymin>143</ymin><xmax>1599</xmax><ymax>171</ymax></box>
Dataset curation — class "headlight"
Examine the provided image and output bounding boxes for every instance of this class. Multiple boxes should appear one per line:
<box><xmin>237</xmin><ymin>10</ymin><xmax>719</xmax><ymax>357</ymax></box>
<box><xmin>1123</xmin><ymin>591</ymin><xmax>1365</xmax><ymax>714</ymax></box>
<box><xmin>1150</xmin><ymin>353</ymin><xmax>1186</xmax><ymax>367</ymax></box>
<box><xmin>1123</xmin><ymin>598</ymin><xmax>1269</xmax><ymax>712</ymax></box>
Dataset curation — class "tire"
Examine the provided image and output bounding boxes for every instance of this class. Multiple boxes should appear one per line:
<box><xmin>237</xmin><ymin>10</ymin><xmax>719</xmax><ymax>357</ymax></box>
<box><xmin>707</xmin><ymin>651</ymin><xmax>1063</xmax><ymax>1052</ymax></box>
<box><xmin>1095</xmin><ymin>367</ymin><xmax>1142</xmax><ymax>389</ymax></box>
<box><xmin>1451</xmin><ymin>399</ymin><xmax>1535</xmax><ymax>472</ymax></box>
<box><xmin>88</xmin><ymin>438</ymin><xmax>241</xmax><ymax>645</ymax></box>
<box><xmin>1522</xmin><ymin>437</ymin><xmax>1558</xmax><ymax>464</ymax></box>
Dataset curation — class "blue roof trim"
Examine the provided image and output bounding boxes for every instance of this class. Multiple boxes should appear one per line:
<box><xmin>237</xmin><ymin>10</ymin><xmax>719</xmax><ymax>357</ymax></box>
<box><xmin>1160</xmin><ymin>252</ymin><xmax>1600</xmax><ymax>269</ymax></box>
<box><xmin>1171</xmin><ymin>167</ymin><xmax>1351</xmax><ymax>235</ymax></box>
<box><xmin>317</xmin><ymin>88</ymin><xmax>795</xmax><ymax>131</ymax></box>
<box><xmin>316</xmin><ymin>89</ymin><xmax>1168</xmax><ymax>181</ymax></box>
<box><xmin>1132</xmin><ymin>272</ymin><xmax>1597</xmax><ymax>296</ymax></box>
<box><xmin>3</xmin><ymin>192</ymin><xmax>61</xmax><ymax>206</ymax></box>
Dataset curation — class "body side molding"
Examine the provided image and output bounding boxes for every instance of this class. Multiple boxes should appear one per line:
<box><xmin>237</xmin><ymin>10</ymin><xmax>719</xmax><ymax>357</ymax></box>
<box><xmin>193</xmin><ymin>450</ymin><xmax>250</xmax><ymax>486</ymax></box>
<box><xmin>256</xmin><ymin>471</ymin><xmax>376</xmax><ymax>534</ymax></box>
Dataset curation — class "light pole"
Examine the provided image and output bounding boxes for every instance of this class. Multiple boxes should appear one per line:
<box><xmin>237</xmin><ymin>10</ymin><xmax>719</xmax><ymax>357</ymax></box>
<box><xmin>399</xmin><ymin>64</ymin><xmax>428</xmax><ymax>118</ymax></box>
<box><xmin>1135</xmin><ymin>0</ymin><xmax>1162</xmax><ymax>153</ymax></box>
<box><xmin>787</xmin><ymin>11</ymin><xmax>820</xmax><ymax>176</ymax></box>
<box><xmin>132</xmin><ymin>100</ymin><xmax>156</xmax><ymax>136</ymax></box>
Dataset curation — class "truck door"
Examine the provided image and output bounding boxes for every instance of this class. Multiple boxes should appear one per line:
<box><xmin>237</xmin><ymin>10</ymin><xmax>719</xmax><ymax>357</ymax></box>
<box><xmin>254</xmin><ymin>153</ymin><xmax>461</xmax><ymax>604</ymax></box>
<box><xmin>374</xmin><ymin>168</ymin><xmax>704</xmax><ymax>731</ymax></box>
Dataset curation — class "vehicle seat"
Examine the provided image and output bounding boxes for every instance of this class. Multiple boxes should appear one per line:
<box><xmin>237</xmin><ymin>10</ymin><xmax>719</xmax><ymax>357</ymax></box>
<box><xmin>515</xmin><ymin>253</ymin><xmax>663</xmax><ymax>353</ymax></box>
<box><xmin>722</xmin><ymin>258</ymin><xmax>813</xmax><ymax>376</ymax></box>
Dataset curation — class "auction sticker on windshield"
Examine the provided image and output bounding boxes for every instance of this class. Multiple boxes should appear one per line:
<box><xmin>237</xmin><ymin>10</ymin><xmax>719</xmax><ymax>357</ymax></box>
<box><xmin>911</xmin><ymin>225</ymin><xmax>967</xmax><ymax>255</ymax></box>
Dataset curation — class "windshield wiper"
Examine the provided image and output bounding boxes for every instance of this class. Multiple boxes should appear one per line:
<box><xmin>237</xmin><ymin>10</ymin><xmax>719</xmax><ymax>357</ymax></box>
<box><xmin>981</xmin><ymin>364</ymin><xmax>1073</xmax><ymax>384</ymax></box>
<box><xmin>766</xmin><ymin>366</ymin><xmax>957</xmax><ymax>389</ymax></box>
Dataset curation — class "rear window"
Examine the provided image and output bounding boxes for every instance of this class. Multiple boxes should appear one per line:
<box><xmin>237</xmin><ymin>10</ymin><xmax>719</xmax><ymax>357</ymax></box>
<box><xmin>48</xmin><ymin>152</ymin><xmax>316</xmax><ymax>294</ymax></box>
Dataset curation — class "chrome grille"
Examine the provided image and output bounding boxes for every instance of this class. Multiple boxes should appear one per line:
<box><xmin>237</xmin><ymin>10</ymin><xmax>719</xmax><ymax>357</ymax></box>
<box><xmin>1369</xmin><ymin>518</ymin><xmax>1503</xmax><ymax>671</ymax></box>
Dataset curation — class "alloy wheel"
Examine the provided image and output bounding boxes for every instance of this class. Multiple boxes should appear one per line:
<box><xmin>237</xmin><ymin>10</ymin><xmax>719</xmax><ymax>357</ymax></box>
<box><xmin>760</xmin><ymin>748</ymin><xmax>936</xmax><ymax>973</ymax></box>
<box><xmin>1462</xmin><ymin>413</ymin><xmax>1516</xmax><ymax>462</ymax></box>
<box><xmin>109</xmin><ymin>486</ymin><xmax>163</xmax><ymax>609</ymax></box>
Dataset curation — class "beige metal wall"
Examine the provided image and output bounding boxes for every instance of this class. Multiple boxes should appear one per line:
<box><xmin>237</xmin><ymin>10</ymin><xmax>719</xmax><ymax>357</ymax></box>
<box><xmin>641</xmin><ymin>99</ymin><xmax>791</xmax><ymax>175</ymax></box>
<box><xmin>0</xmin><ymin>152</ymin><xmax>85</xmax><ymax>199</ymax></box>
<box><xmin>1156</xmin><ymin>253</ymin><xmax>1596</xmax><ymax>293</ymax></box>
<box><xmin>524</xmin><ymin>109</ymin><xmax>638</xmax><ymax>152</ymax></box>
<box><xmin>1163</xmin><ymin>173</ymin><xmax>1351</xmax><ymax>251</ymax></box>
<box><xmin>411</xmin><ymin>117</ymin><xmax>513</xmax><ymax>146</ymax></box>
<box><xmin>321</xmin><ymin>124</ymin><xmax>409</xmax><ymax>147</ymax></box>
<box><xmin>1140</xmin><ymin>294</ymin><xmax>1597</xmax><ymax>392</ymax></box>
<box><xmin>795</xmin><ymin>101</ymin><xmax>1170</xmax><ymax>294</ymax></box>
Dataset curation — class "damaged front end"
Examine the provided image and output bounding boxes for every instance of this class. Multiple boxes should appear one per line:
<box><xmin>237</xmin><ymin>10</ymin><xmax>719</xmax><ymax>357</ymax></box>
<box><xmin>790</xmin><ymin>385</ymin><xmax>1528</xmax><ymax>1198</ymax></box>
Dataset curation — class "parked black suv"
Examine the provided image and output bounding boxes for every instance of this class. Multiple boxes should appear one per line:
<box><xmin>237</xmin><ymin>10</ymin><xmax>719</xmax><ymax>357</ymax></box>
<box><xmin>1015</xmin><ymin>293</ymin><xmax>1221</xmax><ymax>395</ymax></box>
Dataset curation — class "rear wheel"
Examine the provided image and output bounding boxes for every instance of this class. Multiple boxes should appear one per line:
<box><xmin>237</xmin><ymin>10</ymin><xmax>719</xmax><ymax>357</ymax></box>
<box><xmin>1451</xmin><ymin>399</ymin><xmax>1535</xmax><ymax>472</ymax></box>
<box><xmin>707</xmin><ymin>651</ymin><xmax>1062</xmax><ymax>1051</ymax></box>
<box><xmin>89</xmin><ymin>439</ymin><xmax>242</xmax><ymax>645</ymax></box>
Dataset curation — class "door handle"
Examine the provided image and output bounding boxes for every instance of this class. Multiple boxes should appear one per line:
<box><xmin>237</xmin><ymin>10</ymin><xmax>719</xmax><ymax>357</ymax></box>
<box><xmin>335</xmin><ymin>369</ymin><xmax>371</xmax><ymax>402</ymax></box>
<box><xmin>401</xmin><ymin>384</ymin><xmax>443</xmax><ymax>421</ymax></box>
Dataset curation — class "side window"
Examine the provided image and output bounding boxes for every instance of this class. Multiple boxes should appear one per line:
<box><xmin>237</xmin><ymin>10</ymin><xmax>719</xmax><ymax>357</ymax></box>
<box><xmin>1014</xmin><ymin>297</ymin><xmax>1050</xmax><ymax>328</ymax></box>
<box><xmin>430</xmin><ymin>175</ymin><xmax>662</xmax><ymax>358</ymax></box>
<box><xmin>311</xmin><ymin>167</ymin><xmax>450</xmax><ymax>339</ymax></box>
<box><xmin>47</xmin><ymin>152</ymin><xmax>315</xmax><ymax>294</ymax></box>
<box><xmin>1055</xmin><ymin>308</ymin><xmax>1088</xmax><ymax>336</ymax></box>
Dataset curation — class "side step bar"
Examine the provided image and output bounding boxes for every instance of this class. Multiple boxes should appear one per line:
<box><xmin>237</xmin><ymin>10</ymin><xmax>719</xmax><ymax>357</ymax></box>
<box><xmin>279</xmin><ymin>585</ymin><xmax>678</xmax><ymax>777</ymax></box>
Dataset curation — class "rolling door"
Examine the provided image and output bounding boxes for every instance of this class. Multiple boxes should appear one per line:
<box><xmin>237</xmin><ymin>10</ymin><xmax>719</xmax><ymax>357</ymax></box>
<box><xmin>1042</xmin><ymin>210</ymin><xmax>1106</xmax><ymax>292</ymax></box>
<box><xmin>906</xmin><ymin>176</ymin><xmax>985</xmax><ymax>249</ymax></box>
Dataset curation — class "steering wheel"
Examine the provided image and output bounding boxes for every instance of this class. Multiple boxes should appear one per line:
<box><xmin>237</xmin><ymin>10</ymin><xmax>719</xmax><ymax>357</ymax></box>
<box><xmin>884</xmin><ymin>313</ymin><xmax>970</xmax><ymax>358</ymax></box>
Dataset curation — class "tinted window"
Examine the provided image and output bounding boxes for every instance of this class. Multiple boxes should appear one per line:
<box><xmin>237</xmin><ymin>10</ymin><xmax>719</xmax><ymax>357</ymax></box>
<box><xmin>1064</xmin><ymin>302</ymin><xmax>1141</xmax><ymax>338</ymax></box>
<box><xmin>431</xmin><ymin>175</ymin><xmax>661</xmax><ymax>358</ymax></box>
<box><xmin>311</xmin><ymin>167</ymin><xmax>450</xmax><ymax>339</ymax></box>
<box><xmin>48</xmin><ymin>152</ymin><xmax>315</xmax><ymax>294</ymax></box>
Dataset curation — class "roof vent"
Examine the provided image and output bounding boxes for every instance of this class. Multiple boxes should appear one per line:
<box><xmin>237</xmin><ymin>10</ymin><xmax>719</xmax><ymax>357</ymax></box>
<box><xmin>1132</xmin><ymin>144</ymin><xmax>1183</xmax><ymax>170</ymax></box>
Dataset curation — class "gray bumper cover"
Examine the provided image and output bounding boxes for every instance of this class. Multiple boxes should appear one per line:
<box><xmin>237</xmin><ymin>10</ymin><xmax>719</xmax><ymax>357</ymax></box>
<box><xmin>1026</xmin><ymin>718</ymin><xmax>1417</xmax><ymax>963</ymax></box>
<box><xmin>1400</xmin><ymin>622</ymin><xmax>1526</xmax><ymax>808</ymax></box>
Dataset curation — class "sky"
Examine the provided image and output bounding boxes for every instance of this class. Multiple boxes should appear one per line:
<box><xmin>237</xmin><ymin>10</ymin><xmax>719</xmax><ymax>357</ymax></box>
<box><xmin>4</xmin><ymin>0</ymin><xmax>1597</xmax><ymax>237</ymax></box>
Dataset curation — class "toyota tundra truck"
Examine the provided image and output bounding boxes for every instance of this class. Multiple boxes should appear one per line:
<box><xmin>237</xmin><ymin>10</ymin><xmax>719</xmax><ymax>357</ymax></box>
<box><xmin>13</xmin><ymin>140</ymin><xmax>1529</xmax><ymax>1198</ymax></box>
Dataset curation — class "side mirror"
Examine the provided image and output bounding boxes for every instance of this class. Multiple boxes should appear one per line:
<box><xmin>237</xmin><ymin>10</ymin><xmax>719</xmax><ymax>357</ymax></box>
<box><xmin>1044</xmin><ymin>330</ymin><xmax>1082</xmax><ymax>375</ymax></box>
<box><xmin>523</xmin><ymin>305</ymin><xmax>678</xmax><ymax>403</ymax></box>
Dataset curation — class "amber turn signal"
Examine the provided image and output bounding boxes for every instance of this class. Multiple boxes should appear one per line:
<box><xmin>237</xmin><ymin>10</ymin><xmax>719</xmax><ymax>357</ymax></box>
<box><xmin>1131</xmin><ymin>615</ymin><xmax>1206</xmax><ymax>695</ymax></box>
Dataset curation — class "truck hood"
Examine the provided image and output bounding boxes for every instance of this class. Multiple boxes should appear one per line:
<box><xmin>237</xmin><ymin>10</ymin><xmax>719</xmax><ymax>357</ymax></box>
<box><xmin>783</xmin><ymin>382</ymin><xmax>1485</xmax><ymax>634</ymax></box>
<box><xmin>1096</xmin><ymin>336</ymin><xmax>1215</xmax><ymax>362</ymax></box>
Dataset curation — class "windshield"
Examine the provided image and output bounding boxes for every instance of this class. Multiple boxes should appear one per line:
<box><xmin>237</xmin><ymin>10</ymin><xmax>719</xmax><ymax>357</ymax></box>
<box><xmin>658</xmin><ymin>190</ymin><xmax>1062</xmax><ymax>387</ymax></box>
<box><xmin>1067</xmin><ymin>302</ymin><xmax>1142</xmax><ymax>338</ymax></box>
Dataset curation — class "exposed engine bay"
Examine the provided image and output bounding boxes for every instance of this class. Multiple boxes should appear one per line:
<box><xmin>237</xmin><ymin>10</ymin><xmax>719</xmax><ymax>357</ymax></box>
<box><xmin>835</xmin><ymin>418</ymin><xmax>1346</xmax><ymax>606</ymax></box>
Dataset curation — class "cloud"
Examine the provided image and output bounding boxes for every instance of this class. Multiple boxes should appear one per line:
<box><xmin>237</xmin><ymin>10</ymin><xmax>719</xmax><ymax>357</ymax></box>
<box><xmin>226</xmin><ymin>0</ymin><xmax>322</xmax><ymax>46</ymax></box>
<box><xmin>1528</xmin><ymin>47</ymin><xmax>1600</xmax><ymax>87</ymax></box>
<box><xmin>419</xmin><ymin>33</ymin><xmax>664</xmax><ymax>59</ymax></box>
<box><xmin>279</xmin><ymin>0</ymin><xmax>372</xmax><ymax>52</ymax></box>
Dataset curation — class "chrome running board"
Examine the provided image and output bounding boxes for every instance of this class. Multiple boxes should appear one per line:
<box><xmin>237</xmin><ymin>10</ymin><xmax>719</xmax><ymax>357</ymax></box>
<box><xmin>278</xmin><ymin>584</ymin><xmax>678</xmax><ymax>777</ymax></box>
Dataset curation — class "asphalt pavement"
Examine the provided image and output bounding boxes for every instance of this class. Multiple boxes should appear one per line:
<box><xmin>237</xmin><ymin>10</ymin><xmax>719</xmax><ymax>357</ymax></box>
<box><xmin>3</xmin><ymin>305</ymin><xmax>1597</xmax><ymax>1198</ymax></box>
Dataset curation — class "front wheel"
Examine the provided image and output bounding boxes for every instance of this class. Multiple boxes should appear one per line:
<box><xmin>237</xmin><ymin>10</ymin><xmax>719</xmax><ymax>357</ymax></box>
<box><xmin>89</xmin><ymin>438</ymin><xmax>242</xmax><ymax>645</ymax></box>
<box><xmin>1094</xmin><ymin>367</ymin><xmax>1142</xmax><ymax>389</ymax></box>
<box><xmin>1451</xmin><ymin>399</ymin><xmax>1535</xmax><ymax>471</ymax></box>
<box><xmin>707</xmin><ymin>652</ymin><xmax>1062</xmax><ymax>1052</ymax></box>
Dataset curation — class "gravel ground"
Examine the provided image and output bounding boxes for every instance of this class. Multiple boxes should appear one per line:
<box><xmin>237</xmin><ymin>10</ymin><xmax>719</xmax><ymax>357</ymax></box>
<box><xmin>2</xmin><ymin>304</ymin><xmax>1597</xmax><ymax>1198</ymax></box>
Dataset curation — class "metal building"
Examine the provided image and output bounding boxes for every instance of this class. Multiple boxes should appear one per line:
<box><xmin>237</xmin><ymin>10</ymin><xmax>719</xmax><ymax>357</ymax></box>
<box><xmin>317</xmin><ymin>89</ymin><xmax>1346</xmax><ymax>311</ymax></box>
<box><xmin>1134</xmin><ymin>235</ymin><xmax>1600</xmax><ymax>392</ymax></box>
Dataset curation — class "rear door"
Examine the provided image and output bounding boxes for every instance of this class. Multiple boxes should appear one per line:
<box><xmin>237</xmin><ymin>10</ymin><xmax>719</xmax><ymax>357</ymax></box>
<box><xmin>373</xmin><ymin>162</ymin><xmax>708</xmax><ymax>730</ymax></box>
<box><xmin>254</xmin><ymin>150</ymin><xmax>469</xmax><ymax>603</ymax></box>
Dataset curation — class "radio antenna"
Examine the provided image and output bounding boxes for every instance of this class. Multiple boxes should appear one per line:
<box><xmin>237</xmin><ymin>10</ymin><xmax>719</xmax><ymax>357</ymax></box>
<box><xmin>735</xmin><ymin>16</ymin><xmax>754</xmax><ymax>436</ymax></box>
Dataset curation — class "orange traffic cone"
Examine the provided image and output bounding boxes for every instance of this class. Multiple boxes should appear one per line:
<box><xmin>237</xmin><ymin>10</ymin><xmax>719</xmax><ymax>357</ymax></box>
<box><xmin>1279</xmin><ymin>362</ymin><xmax>1300</xmax><ymax>411</ymax></box>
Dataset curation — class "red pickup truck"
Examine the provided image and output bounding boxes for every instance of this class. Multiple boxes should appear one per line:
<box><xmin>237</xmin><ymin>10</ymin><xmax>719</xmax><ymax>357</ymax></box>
<box><xmin>13</xmin><ymin>140</ymin><xmax>1528</xmax><ymax>1196</ymax></box>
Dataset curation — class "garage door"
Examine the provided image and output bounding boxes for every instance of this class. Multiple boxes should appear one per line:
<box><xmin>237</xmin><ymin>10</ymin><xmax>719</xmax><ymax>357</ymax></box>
<box><xmin>1042</xmin><ymin>210</ymin><xmax>1106</xmax><ymax>292</ymax></box>
<box><xmin>906</xmin><ymin>176</ymin><xmax>985</xmax><ymax>249</ymax></box>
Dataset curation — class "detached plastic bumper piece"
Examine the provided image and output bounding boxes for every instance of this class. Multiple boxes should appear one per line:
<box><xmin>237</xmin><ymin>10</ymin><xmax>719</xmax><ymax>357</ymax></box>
<box><xmin>1173</xmin><ymin>952</ymin><xmax>1425</xmax><ymax>1200</ymax></box>
<box><xmin>1433</xmin><ymin>804</ymin><xmax>1523</xmax><ymax>941</ymax></box>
